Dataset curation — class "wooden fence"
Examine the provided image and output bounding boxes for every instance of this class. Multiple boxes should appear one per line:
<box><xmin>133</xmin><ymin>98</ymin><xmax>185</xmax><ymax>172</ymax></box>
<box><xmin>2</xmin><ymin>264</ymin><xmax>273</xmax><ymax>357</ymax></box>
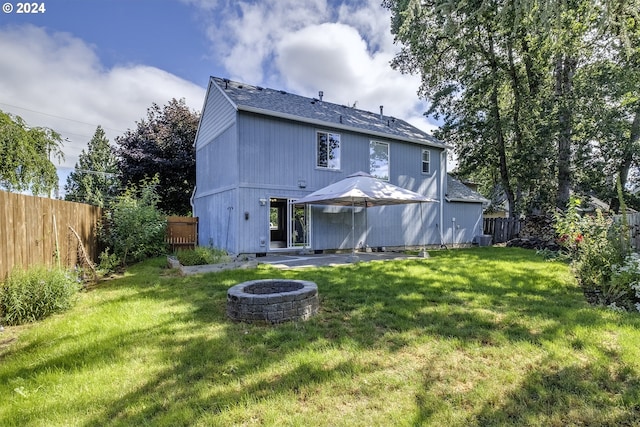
<box><xmin>483</xmin><ymin>217</ymin><xmax>524</xmax><ymax>244</ymax></box>
<box><xmin>615</xmin><ymin>213</ymin><xmax>640</xmax><ymax>252</ymax></box>
<box><xmin>166</xmin><ymin>216</ymin><xmax>198</xmax><ymax>252</ymax></box>
<box><xmin>0</xmin><ymin>190</ymin><xmax>103</xmax><ymax>279</ymax></box>
<box><xmin>484</xmin><ymin>213</ymin><xmax>640</xmax><ymax>250</ymax></box>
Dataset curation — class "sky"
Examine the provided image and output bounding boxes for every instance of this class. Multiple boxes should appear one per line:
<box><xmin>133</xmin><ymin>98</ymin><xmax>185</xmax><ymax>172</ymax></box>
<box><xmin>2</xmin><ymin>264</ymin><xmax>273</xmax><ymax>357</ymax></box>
<box><xmin>0</xmin><ymin>0</ymin><xmax>438</xmax><ymax>189</ymax></box>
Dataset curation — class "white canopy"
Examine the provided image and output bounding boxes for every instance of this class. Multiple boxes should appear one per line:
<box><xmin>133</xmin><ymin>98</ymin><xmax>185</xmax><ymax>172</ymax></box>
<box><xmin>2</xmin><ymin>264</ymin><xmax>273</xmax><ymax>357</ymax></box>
<box><xmin>294</xmin><ymin>172</ymin><xmax>437</xmax><ymax>257</ymax></box>
<box><xmin>294</xmin><ymin>171</ymin><xmax>437</xmax><ymax>207</ymax></box>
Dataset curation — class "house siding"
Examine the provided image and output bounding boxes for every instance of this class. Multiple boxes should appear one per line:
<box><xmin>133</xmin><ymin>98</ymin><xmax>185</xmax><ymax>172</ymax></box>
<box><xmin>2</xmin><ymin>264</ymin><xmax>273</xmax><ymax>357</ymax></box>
<box><xmin>236</xmin><ymin>112</ymin><xmax>442</xmax><ymax>195</ymax></box>
<box><xmin>195</xmin><ymin>81</ymin><xmax>237</xmax><ymax>151</ymax></box>
<box><xmin>195</xmin><ymin>124</ymin><xmax>238</xmax><ymax>194</ymax></box>
<box><xmin>443</xmin><ymin>201</ymin><xmax>484</xmax><ymax>246</ymax></box>
<box><xmin>195</xmin><ymin>189</ymin><xmax>238</xmax><ymax>253</ymax></box>
<box><xmin>309</xmin><ymin>203</ymin><xmax>442</xmax><ymax>251</ymax></box>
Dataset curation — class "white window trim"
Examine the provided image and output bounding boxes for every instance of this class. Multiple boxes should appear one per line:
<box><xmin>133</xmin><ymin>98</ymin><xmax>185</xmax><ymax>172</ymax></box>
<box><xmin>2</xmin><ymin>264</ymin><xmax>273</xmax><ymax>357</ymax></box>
<box><xmin>422</xmin><ymin>149</ymin><xmax>431</xmax><ymax>175</ymax></box>
<box><xmin>370</xmin><ymin>140</ymin><xmax>390</xmax><ymax>181</ymax></box>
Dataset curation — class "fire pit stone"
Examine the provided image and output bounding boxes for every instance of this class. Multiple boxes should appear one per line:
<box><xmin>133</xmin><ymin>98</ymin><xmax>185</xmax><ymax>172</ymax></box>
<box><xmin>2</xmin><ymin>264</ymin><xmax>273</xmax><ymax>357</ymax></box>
<box><xmin>227</xmin><ymin>279</ymin><xmax>319</xmax><ymax>323</ymax></box>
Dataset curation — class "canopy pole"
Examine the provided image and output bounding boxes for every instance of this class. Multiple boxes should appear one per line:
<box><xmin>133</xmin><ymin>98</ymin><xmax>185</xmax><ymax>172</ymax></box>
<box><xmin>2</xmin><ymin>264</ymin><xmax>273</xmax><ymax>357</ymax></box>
<box><xmin>364</xmin><ymin>200</ymin><xmax>368</xmax><ymax>251</ymax></box>
<box><xmin>419</xmin><ymin>202</ymin><xmax>429</xmax><ymax>258</ymax></box>
<box><xmin>350</xmin><ymin>199</ymin><xmax>358</xmax><ymax>262</ymax></box>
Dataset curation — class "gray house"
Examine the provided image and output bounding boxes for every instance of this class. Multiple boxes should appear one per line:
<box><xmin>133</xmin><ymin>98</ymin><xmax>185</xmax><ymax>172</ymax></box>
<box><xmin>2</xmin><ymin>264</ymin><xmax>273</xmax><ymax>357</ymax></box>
<box><xmin>192</xmin><ymin>77</ymin><xmax>487</xmax><ymax>255</ymax></box>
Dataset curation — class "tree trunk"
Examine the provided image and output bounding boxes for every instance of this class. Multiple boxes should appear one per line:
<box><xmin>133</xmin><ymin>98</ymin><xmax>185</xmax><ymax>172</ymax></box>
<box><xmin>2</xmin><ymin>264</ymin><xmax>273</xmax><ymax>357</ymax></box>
<box><xmin>555</xmin><ymin>54</ymin><xmax>576</xmax><ymax>209</ymax></box>
<box><xmin>488</xmin><ymin>34</ymin><xmax>516</xmax><ymax>217</ymax></box>
<box><xmin>507</xmin><ymin>38</ymin><xmax>525</xmax><ymax>215</ymax></box>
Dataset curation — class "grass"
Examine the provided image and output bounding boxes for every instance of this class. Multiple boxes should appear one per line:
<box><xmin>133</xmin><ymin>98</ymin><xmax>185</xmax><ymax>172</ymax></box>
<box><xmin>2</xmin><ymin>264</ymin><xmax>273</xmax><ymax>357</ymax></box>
<box><xmin>1</xmin><ymin>247</ymin><xmax>640</xmax><ymax>426</ymax></box>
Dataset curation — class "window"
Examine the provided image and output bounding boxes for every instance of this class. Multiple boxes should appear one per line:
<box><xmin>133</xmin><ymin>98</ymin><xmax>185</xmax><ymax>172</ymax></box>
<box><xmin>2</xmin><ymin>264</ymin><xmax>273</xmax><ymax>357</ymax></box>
<box><xmin>370</xmin><ymin>141</ymin><xmax>389</xmax><ymax>180</ymax></box>
<box><xmin>317</xmin><ymin>131</ymin><xmax>341</xmax><ymax>170</ymax></box>
<box><xmin>422</xmin><ymin>149</ymin><xmax>430</xmax><ymax>174</ymax></box>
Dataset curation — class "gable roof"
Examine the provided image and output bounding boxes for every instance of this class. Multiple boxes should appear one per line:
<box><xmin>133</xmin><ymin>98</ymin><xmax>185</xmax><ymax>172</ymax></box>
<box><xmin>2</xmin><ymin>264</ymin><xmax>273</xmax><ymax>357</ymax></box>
<box><xmin>210</xmin><ymin>77</ymin><xmax>447</xmax><ymax>149</ymax></box>
<box><xmin>446</xmin><ymin>175</ymin><xmax>490</xmax><ymax>205</ymax></box>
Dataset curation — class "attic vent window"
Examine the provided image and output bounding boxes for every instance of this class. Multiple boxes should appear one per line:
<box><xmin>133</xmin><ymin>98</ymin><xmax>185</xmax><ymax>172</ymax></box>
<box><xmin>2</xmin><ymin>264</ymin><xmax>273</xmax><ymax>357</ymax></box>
<box><xmin>237</xmin><ymin>85</ymin><xmax>243</xmax><ymax>89</ymax></box>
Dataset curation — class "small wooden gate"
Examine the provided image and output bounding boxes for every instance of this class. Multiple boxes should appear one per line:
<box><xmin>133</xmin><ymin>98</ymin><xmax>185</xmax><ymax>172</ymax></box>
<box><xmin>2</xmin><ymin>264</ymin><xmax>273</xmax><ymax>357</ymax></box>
<box><xmin>166</xmin><ymin>216</ymin><xmax>198</xmax><ymax>251</ymax></box>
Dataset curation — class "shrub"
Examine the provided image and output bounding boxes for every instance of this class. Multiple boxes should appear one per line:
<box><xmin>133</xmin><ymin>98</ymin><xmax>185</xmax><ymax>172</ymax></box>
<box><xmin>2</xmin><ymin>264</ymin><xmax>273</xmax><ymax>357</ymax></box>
<box><xmin>175</xmin><ymin>247</ymin><xmax>229</xmax><ymax>266</ymax></box>
<box><xmin>97</xmin><ymin>249</ymin><xmax>121</xmax><ymax>275</ymax></box>
<box><xmin>608</xmin><ymin>253</ymin><xmax>640</xmax><ymax>312</ymax></box>
<box><xmin>555</xmin><ymin>196</ymin><xmax>632</xmax><ymax>309</ymax></box>
<box><xmin>0</xmin><ymin>266</ymin><xmax>81</xmax><ymax>325</ymax></box>
<box><xmin>100</xmin><ymin>177</ymin><xmax>167</xmax><ymax>265</ymax></box>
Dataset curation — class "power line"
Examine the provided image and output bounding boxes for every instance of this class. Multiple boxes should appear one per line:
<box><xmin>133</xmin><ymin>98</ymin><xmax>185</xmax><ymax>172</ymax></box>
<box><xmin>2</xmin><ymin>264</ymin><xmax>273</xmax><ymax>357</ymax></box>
<box><xmin>73</xmin><ymin>168</ymin><xmax>120</xmax><ymax>177</ymax></box>
<box><xmin>0</xmin><ymin>101</ymin><xmax>128</xmax><ymax>134</ymax></box>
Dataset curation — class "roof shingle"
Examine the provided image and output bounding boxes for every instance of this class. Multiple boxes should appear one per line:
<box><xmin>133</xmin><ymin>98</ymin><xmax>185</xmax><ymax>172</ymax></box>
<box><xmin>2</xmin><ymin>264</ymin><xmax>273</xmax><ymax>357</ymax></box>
<box><xmin>212</xmin><ymin>77</ymin><xmax>445</xmax><ymax>148</ymax></box>
<box><xmin>446</xmin><ymin>175</ymin><xmax>490</xmax><ymax>205</ymax></box>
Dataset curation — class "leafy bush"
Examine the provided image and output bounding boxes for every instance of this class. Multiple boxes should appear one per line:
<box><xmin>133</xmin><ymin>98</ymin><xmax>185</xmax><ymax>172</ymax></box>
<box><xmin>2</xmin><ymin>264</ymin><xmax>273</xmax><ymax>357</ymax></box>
<box><xmin>97</xmin><ymin>249</ymin><xmax>121</xmax><ymax>275</ymax></box>
<box><xmin>100</xmin><ymin>177</ymin><xmax>167</xmax><ymax>265</ymax></box>
<box><xmin>175</xmin><ymin>247</ymin><xmax>229</xmax><ymax>266</ymax></box>
<box><xmin>555</xmin><ymin>196</ymin><xmax>633</xmax><ymax>310</ymax></box>
<box><xmin>608</xmin><ymin>254</ymin><xmax>640</xmax><ymax>312</ymax></box>
<box><xmin>0</xmin><ymin>266</ymin><xmax>81</xmax><ymax>325</ymax></box>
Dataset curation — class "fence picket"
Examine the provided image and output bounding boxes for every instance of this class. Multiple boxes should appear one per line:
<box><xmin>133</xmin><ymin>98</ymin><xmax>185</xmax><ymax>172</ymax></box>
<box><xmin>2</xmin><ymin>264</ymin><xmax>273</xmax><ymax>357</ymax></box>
<box><xmin>483</xmin><ymin>217</ymin><xmax>524</xmax><ymax>244</ymax></box>
<box><xmin>614</xmin><ymin>212</ymin><xmax>640</xmax><ymax>252</ymax></box>
<box><xmin>166</xmin><ymin>216</ymin><xmax>198</xmax><ymax>251</ymax></box>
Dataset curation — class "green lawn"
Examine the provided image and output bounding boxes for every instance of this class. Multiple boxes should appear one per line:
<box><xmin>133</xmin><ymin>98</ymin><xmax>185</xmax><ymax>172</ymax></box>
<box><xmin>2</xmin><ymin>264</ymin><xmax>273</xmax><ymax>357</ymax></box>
<box><xmin>1</xmin><ymin>247</ymin><xmax>640</xmax><ymax>426</ymax></box>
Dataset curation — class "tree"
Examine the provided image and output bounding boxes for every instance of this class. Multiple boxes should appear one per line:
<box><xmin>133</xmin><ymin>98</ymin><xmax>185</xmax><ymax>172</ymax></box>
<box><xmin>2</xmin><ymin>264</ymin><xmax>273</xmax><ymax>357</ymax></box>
<box><xmin>0</xmin><ymin>110</ymin><xmax>63</xmax><ymax>196</ymax></box>
<box><xmin>64</xmin><ymin>126</ymin><xmax>119</xmax><ymax>207</ymax></box>
<box><xmin>385</xmin><ymin>0</ymin><xmax>552</xmax><ymax>216</ymax></box>
<box><xmin>115</xmin><ymin>98</ymin><xmax>199</xmax><ymax>215</ymax></box>
<box><xmin>385</xmin><ymin>0</ymin><xmax>637</xmax><ymax>214</ymax></box>
<box><xmin>572</xmin><ymin>13</ymin><xmax>640</xmax><ymax>212</ymax></box>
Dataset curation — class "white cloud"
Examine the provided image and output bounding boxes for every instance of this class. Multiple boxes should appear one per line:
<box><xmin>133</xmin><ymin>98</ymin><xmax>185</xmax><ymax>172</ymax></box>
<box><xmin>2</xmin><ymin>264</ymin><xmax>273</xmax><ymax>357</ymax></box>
<box><xmin>275</xmin><ymin>22</ymin><xmax>435</xmax><ymax>135</ymax></box>
<box><xmin>0</xmin><ymin>25</ymin><xmax>206</xmax><ymax>170</ymax></box>
<box><xmin>337</xmin><ymin>0</ymin><xmax>396</xmax><ymax>53</ymax></box>
<box><xmin>191</xmin><ymin>0</ymin><xmax>330</xmax><ymax>85</ymax></box>
<box><xmin>190</xmin><ymin>0</ymin><xmax>439</xmax><ymax>135</ymax></box>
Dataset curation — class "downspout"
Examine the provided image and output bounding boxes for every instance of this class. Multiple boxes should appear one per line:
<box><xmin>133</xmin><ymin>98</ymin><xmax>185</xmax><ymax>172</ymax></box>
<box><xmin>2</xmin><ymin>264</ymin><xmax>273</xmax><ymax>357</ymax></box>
<box><xmin>440</xmin><ymin>150</ymin><xmax>446</xmax><ymax>247</ymax></box>
<box><xmin>190</xmin><ymin>185</ymin><xmax>197</xmax><ymax>213</ymax></box>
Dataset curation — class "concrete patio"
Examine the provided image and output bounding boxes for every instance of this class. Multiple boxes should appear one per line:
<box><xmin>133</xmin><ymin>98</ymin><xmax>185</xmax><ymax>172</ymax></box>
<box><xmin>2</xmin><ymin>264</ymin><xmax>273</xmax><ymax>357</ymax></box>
<box><xmin>175</xmin><ymin>251</ymin><xmax>428</xmax><ymax>275</ymax></box>
<box><xmin>259</xmin><ymin>251</ymin><xmax>427</xmax><ymax>269</ymax></box>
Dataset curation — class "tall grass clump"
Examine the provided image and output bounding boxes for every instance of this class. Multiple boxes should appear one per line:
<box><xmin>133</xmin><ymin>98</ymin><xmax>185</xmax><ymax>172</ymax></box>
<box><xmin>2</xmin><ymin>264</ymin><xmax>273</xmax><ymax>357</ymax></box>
<box><xmin>0</xmin><ymin>266</ymin><xmax>81</xmax><ymax>325</ymax></box>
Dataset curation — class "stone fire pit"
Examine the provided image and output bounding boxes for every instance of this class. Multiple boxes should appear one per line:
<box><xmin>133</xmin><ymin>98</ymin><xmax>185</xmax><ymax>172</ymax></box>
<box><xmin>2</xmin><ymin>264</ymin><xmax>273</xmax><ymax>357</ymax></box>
<box><xmin>226</xmin><ymin>279</ymin><xmax>319</xmax><ymax>324</ymax></box>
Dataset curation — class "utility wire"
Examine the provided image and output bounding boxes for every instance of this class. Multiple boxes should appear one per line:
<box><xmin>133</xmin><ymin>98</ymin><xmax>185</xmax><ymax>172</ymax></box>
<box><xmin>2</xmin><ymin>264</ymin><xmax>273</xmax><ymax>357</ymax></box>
<box><xmin>72</xmin><ymin>169</ymin><xmax>120</xmax><ymax>177</ymax></box>
<box><xmin>0</xmin><ymin>101</ymin><xmax>128</xmax><ymax>134</ymax></box>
